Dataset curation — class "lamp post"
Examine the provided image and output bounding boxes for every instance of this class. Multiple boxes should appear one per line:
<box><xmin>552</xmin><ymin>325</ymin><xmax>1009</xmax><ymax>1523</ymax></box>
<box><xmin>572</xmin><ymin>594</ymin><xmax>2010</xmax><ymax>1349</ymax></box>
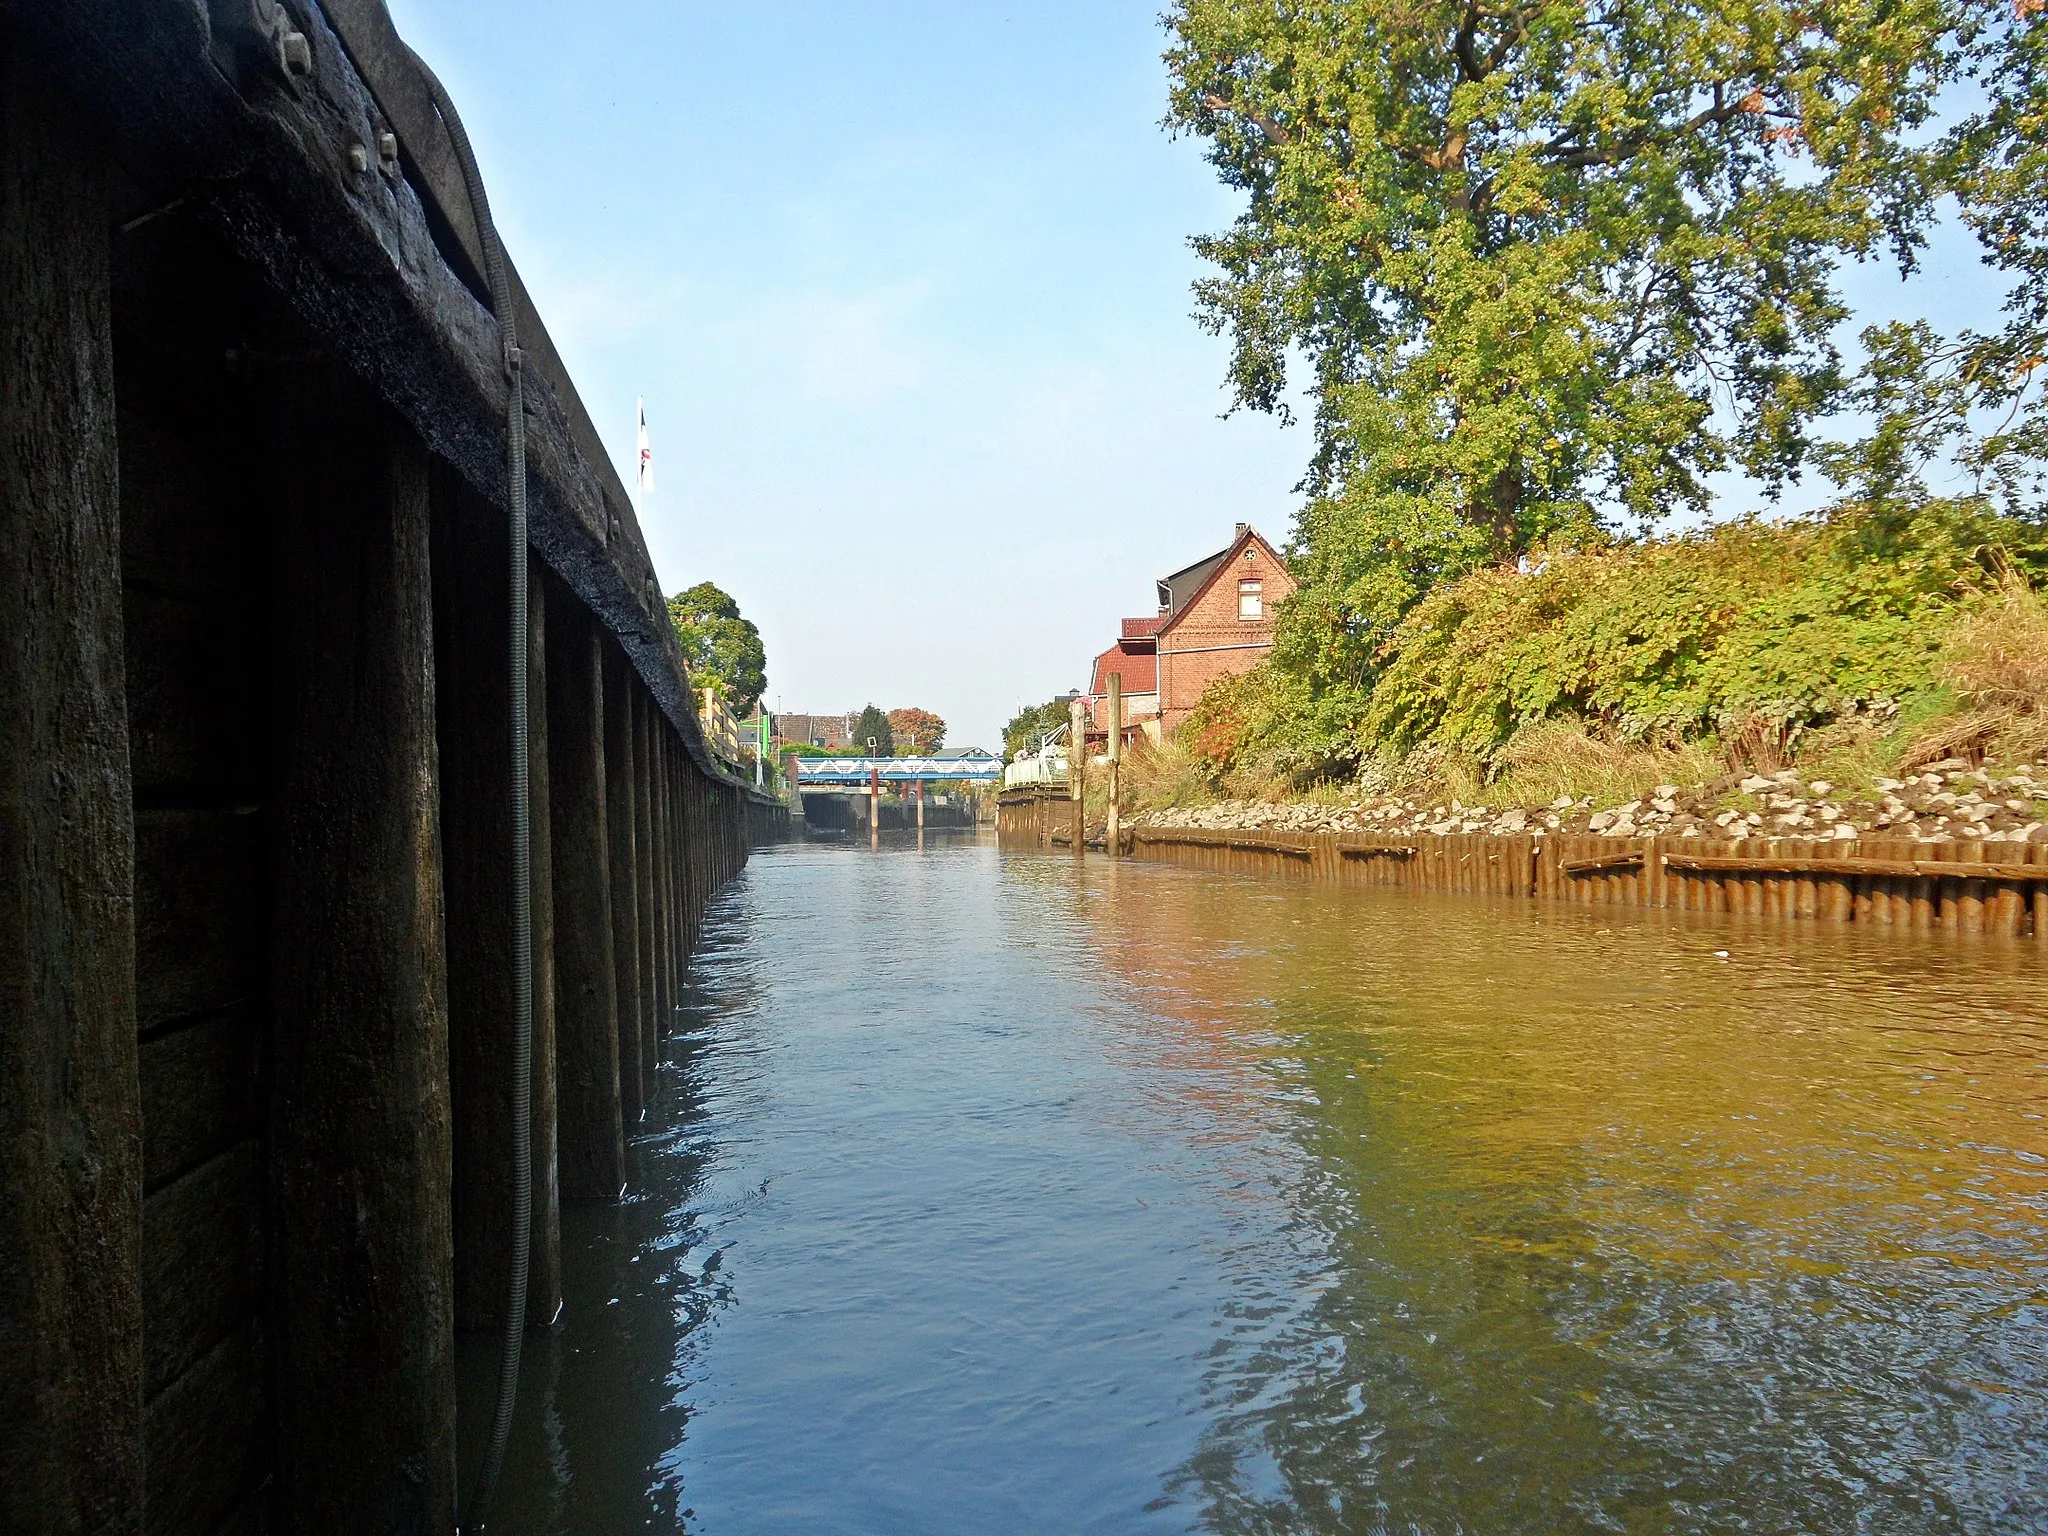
<box><xmin>866</xmin><ymin>735</ymin><xmax>879</xmax><ymax>848</ymax></box>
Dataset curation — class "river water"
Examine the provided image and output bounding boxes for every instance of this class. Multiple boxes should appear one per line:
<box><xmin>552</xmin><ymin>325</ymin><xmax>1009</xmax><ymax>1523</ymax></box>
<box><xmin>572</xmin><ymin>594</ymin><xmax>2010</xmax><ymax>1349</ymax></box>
<box><xmin>473</xmin><ymin>833</ymin><xmax>2048</xmax><ymax>1534</ymax></box>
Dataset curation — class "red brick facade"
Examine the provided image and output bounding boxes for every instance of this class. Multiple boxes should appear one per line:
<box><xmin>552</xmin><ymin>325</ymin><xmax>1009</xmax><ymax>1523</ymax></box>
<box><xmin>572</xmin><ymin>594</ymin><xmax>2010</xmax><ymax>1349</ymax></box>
<box><xmin>1085</xmin><ymin>527</ymin><xmax>1295</xmax><ymax>741</ymax></box>
<box><xmin>1155</xmin><ymin>527</ymin><xmax>1293</xmax><ymax>732</ymax></box>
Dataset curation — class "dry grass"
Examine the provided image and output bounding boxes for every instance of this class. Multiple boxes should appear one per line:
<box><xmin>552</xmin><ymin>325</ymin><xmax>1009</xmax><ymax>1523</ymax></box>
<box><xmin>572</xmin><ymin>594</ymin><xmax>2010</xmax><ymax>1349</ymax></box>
<box><xmin>1480</xmin><ymin>720</ymin><xmax>1723</xmax><ymax>809</ymax></box>
<box><xmin>1121</xmin><ymin>735</ymin><xmax>1218</xmax><ymax>813</ymax></box>
<box><xmin>1902</xmin><ymin>577</ymin><xmax>2048</xmax><ymax>769</ymax></box>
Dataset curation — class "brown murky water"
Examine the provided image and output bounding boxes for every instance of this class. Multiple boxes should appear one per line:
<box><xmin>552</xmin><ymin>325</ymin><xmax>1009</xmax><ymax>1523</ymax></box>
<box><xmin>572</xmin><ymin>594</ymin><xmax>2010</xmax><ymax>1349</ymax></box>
<box><xmin>467</xmin><ymin>835</ymin><xmax>2048</xmax><ymax>1533</ymax></box>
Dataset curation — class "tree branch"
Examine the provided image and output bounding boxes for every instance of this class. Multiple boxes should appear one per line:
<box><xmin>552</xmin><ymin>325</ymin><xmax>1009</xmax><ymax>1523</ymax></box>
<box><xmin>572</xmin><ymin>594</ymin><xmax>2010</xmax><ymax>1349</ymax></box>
<box><xmin>1203</xmin><ymin>91</ymin><xmax>1290</xmax><ymax>146</ymax></box>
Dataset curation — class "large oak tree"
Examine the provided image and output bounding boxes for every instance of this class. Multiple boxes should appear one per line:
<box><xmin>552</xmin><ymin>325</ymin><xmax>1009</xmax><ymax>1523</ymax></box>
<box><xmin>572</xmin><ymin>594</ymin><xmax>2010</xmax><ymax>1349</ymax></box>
<box><xmin>1165</xmin><ymin>0</ymin><xmax>1956</xmax><ymax>703</ymax></box>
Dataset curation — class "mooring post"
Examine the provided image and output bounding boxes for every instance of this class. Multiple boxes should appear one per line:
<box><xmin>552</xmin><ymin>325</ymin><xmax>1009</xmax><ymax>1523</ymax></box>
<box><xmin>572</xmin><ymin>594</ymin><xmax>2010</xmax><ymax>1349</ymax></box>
<box><xmin>1069</xmin><ymin>695</ymin><xmax>1087</xmax><ymax>854</ymax></box>
<box><xmin>430</xmin><ymin>487</ymin><xmax>562</xmax><ymax>1333</ymax></box>
<box><xmin>648</xmin><ymin>712</ymin><xmax>673</xmax><ymax>1042</ymax></box>
<box><xmin>544</xmin><ymin>588</ymin><xmax>623</xmax><ymax>1200</ymax></box>
<box><xmin>0</xmin><ymin>59</ymin><xmax>143</xmax><ymax>1532</ymax></box>
<box><xmin>632</xmin><ymin>692</ymin><xmax>660</xmax><ymax>1045</ymax></box>
<box><xmin>600</xmin><ymin>644</ymin><xmax>644</xmax><ymax>1123</ymax></box>
<box><xmin>1106</xmin><ymin>674</ymin><xmax>1122</xmax><ymax>855</ymax></box>
<box><xmin>264</xmin><ymin>375</ymin><xmax>455</xmax><ymax>1533</ymax></box>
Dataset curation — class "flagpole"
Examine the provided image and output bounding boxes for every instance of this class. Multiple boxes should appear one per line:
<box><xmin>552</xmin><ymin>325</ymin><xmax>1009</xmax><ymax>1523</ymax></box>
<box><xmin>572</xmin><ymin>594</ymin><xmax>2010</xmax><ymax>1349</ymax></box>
<box><xmin>634</xmin><ymin>395</ymin><xmax>646</xmax><ymax>519</ymax></box>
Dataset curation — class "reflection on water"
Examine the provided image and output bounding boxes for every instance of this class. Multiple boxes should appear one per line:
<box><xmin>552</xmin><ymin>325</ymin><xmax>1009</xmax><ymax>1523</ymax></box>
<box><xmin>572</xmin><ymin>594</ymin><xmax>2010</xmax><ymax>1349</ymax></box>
<box><xmin>469</xmin><ymin>834</ymin><xmax>2048</xmax><ymax>1533</ymax></box>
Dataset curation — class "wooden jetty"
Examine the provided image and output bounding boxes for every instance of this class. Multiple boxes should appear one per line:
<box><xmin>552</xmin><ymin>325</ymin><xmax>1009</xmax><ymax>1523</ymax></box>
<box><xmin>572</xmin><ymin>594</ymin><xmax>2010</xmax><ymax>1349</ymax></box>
<box><xmin>1</xmin><ymin>6</ymin><xmax>786</xmax><ymax>1532</ymax></box>
<box><xmin>998</xmin><ymin>787</ymin><xmax>2048</xmax><ymax>939</ymax></box>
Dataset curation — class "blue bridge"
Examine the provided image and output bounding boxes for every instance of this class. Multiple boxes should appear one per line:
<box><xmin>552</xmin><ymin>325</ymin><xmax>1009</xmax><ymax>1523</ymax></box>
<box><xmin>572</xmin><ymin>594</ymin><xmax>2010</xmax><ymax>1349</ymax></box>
<box><xmin>796</xmin><ymin>756</ymin><xmax>1004</xmax><ymax>785</ymax></box>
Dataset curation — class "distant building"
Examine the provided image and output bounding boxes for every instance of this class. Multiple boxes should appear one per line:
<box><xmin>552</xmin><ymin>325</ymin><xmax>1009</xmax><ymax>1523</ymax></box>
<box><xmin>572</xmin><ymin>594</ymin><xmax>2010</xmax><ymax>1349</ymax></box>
<box><xmin>771</xmin><ymin>712</ymin><xmax>855</xmax><ymax>751</ymax></box>
<box><xmin>1089</xmin><ymin>524</ymin><xmax>1295</xmax><ymax>739</ymax></box>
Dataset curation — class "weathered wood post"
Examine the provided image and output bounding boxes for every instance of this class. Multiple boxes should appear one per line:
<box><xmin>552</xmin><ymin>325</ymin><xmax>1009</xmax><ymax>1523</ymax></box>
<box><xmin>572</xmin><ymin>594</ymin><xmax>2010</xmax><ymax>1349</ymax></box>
<box><xmin>430</xmin><ymin>485</ymin><xmax>562</xmax><ymax>1334</ymax></box>
<box><xmin>647</xmin><ymin>716</ymin><xmax>673</xmax><ymax>1042</ymax></box>
<box><xmin>1106</xmin><ymin>674</ymin><xmax>1123</xmax><ymax>855</ymax></box>
<box><xmin>1069</xmin><ymin>695</ymin><xmax>1087</xmax><ymax>853</ymax></box>
<box><xmin>0</xmin><ymin>60</ymin><xmax>142</xmax><ymax>1533</ymax></box>
<box><xmin>633</xmin><ymin>693</ymin><xmax>661</xmax><ymax>1043</ymax></box>
<box><xmin>264</xmin><ymin>374</ymin><xmax>454</xmax><ymax>1534</ymax></box>
<box><xmin>545</xmin><ymin>587</ymin><xmax>623</xmax><ymax>1200</ymax></box>
<box><xmin>601</xmin><ymin>645</ymin><xmax>644</xmax><ymax>1123</ymax></box>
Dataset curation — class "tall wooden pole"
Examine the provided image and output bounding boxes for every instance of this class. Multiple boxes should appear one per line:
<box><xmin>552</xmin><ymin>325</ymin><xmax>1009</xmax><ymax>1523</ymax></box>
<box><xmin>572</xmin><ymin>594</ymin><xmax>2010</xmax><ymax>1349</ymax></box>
<box><xmin>0</xmin><ymin>63</ymin><xmax>141</xmax><ymax>1531</ymax></box>
<box><xmin>265</xmin><ymin>375</ymin><xmax>454</xmax><ymax>1533</ymax></box>
<box><xmin>1068</xmin><ymin>696</ymin><xmax>1086</xmax><ymax>854</ymax></box>
<box><xmin>1105</xmin><ymin>674</ymin><xmax>1122</xmax><ymax>856</ymax></box>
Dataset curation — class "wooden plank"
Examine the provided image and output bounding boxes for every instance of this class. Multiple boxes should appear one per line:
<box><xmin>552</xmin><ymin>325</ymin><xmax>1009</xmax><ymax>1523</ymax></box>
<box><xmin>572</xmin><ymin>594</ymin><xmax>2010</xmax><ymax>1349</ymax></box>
<box><xmin>1561</xmin><ymin>850</ymin><xmax>1644</xmax><ymax>875</ymax></box>
<box><xmin>134</xmin><ymin>808</ymin><xmax>261</xmax><ymax>1029</ymax></box>
<box><xmin>139</xmin><ymin>1005</ymin><xmax>257</xmax><ymax>1193</ymax></box>
<box><xmin>1663</xmin><ymin>851</ymin><xmax>2048</xmax><ymax>880</ymax></box>
<box><xmin>140</xmin><ymin>1143</ymin><xmax>262</xmax><ymax>1400</ymax></box>
<box><xmin>122</xmin><ymin>586</ymin><xmax>261</xmax><ymax>796</ymax></box>
<box><xmin>142</xmin><ymin>1322</ymin><xmax>268</xmax><ymax>1536</ymax></box>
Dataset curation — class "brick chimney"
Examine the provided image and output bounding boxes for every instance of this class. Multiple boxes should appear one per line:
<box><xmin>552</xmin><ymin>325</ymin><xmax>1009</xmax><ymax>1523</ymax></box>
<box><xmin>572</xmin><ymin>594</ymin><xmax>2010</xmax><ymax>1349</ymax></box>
<box><xmin>1235</xmin><ymin>521</ymin><xmax>1248</xmax><ymax>540</ymax></box>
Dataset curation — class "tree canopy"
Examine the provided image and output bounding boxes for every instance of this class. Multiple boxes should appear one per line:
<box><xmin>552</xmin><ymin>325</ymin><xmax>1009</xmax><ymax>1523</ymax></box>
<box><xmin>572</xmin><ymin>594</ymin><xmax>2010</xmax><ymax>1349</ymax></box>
<box><xmin>1829</xmin><ymin>2</ymin><xmax>2048</xmax><ymax>522</ymax></box>
<box><xmin>1165</xmin><ymin>0</ymin><xmax>1957</xmax><ymax>703</ymax></box>
<box><xmin>666</xmin><ymin>582</ymin><xmax>767</xmax><ymax>715</ymax></box>
<box><xmin>851</xmin><ymin>704</ymin><xmax>894</xmax><ymax>758</ymax></box>
<box><xmin>888</xmin><ymin>707</ymin><xmax>947</xmax><ymax>755</ymax></box>
<box><xmin>1003</xmin><ymin>698</ymin><xmax>1075</xmax><ymax>761</ymax></box>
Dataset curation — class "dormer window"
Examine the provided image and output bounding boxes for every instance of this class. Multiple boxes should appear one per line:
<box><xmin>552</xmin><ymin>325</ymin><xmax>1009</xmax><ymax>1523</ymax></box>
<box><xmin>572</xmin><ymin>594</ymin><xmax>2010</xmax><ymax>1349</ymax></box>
<box><xmin>1238</xmin><ymin>580</ymin><xmax>1263</xmax><ymax>620</ymax></box>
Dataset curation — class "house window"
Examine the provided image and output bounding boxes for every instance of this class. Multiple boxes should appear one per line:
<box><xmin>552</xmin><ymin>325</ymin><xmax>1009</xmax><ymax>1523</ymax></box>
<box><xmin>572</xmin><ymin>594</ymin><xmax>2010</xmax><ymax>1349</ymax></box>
<box><xmin>1238</xmin><ymin>580</ymin><xmax>1263</xmax><ymax>620</ymax></box>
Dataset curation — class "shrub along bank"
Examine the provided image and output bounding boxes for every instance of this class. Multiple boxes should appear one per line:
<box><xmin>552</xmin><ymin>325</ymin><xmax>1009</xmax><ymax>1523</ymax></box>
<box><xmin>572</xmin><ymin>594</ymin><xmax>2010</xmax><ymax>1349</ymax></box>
<box><xmin>1136</xmin><ymin>508</ymin><xmax>2048</xmax><ymax>842</ymax></box>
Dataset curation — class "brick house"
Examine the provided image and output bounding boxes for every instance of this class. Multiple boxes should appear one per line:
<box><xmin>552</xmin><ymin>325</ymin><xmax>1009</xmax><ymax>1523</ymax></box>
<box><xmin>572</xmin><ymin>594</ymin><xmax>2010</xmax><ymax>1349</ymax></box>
<box><xmin>1090</xmin><ymin>524</ymin><xmax>1295</xmax><ymax>740</ymax></box>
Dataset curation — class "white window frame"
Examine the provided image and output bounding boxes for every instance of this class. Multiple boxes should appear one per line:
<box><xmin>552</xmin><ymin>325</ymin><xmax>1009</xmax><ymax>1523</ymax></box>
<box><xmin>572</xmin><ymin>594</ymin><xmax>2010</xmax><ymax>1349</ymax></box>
<box><xmin>1238</xmin><ymin>579</ymin><xmax>1263</xmax><ymax>620</ymax></box>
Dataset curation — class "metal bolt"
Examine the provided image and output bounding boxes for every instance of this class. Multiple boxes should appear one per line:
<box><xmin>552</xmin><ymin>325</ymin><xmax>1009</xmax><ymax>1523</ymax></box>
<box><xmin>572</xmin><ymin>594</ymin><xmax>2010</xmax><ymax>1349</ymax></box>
<box><xmin>279</xmin><ymin>30</ymin><xmax>311</xmax><ymax>75</ymax></box>
<box><xmin>347</xmin><ymin>143</ymin><xmax>368</xmax><ymax>174</ymax></box>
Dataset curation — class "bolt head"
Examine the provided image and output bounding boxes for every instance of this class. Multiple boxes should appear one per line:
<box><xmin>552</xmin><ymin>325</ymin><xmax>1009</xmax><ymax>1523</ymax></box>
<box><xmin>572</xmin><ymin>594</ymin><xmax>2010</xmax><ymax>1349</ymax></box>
<box><xmin>279</xmin><ymin>30</ymin><xmax>311</xmax><ymax>75</ymax></box>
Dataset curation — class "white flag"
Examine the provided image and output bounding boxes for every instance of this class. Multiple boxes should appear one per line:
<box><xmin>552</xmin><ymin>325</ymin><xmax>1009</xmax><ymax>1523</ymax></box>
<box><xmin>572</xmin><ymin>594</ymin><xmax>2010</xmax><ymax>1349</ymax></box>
<box><xmin>636</xmin><ymin>396</ymin><xmax>654</xmax><ymax>500</ymax></box>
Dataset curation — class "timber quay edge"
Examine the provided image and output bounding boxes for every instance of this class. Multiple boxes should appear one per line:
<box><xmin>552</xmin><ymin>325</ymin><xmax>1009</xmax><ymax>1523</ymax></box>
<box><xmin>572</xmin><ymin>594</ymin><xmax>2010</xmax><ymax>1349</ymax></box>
<box><xmin>2</xmin><ymin>6</ymin><xmax>787</xmax><ymax>1535</ymax></box>
<box><xmin>996</xmin><ymin>788</ymin><xmax>2048</xmax><ymax>939</ymax></box>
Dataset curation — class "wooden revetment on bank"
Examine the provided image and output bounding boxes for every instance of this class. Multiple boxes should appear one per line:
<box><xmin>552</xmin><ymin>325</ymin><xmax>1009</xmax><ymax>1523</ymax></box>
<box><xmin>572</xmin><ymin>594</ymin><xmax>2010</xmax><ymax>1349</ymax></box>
<box><xmin>1</xmin><ymin>5</ymin><xmax>787</xmax><ymax>1532</ymax></box>
<box><xmin>998</xmin><ymin>788</ymin><xmax>2048</xmax><ymax>939</ymax></box>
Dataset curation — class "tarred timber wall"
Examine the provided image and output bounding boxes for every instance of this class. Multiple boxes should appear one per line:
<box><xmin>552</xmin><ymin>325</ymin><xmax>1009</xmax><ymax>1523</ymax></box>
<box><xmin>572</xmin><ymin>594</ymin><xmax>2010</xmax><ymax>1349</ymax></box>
<box><xmin>997</xmin><ymin>793</ymin><xmax>2048</xmax><ymax>940</ymax></box>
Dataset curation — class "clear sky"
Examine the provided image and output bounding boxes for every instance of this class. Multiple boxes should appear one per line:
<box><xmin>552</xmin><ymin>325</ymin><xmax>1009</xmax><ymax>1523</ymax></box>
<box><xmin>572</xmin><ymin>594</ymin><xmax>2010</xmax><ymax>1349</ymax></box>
<box><xmin>385</xmin><ymin>0</ymin><xmax>1309</xmax><ymax>752</ymax></box>
<box><xmin>386</xmin><ymin>1</ymin><xmax>2007</xmax><ymax>753</ymax></box>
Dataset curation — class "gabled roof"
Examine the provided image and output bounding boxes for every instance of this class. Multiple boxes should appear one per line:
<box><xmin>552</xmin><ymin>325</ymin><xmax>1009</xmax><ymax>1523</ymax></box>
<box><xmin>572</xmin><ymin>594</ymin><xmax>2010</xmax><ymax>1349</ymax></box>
<box><xmin>1157</xmin><ymin>525</ymin><xmax>1289</xmax><ymax>639</ymax></box>
<box><xmin>933</xmin><ymin>747</ymin><xmax>994</xmax><ymax>759</ymax></box>
<box><xmin>1156</xmin><ymin>547</ymin><xmax>1234</xmax><ymax>616</ymax></box>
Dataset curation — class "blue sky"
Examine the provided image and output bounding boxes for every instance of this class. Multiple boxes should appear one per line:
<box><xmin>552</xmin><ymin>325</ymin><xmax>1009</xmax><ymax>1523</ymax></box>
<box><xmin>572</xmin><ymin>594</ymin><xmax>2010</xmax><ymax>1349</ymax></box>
<box><xmin>386</xmin><ymin>0</ymin><xmax>1308</xmax><ymax>751</ymax></box>
<box><xmin>387</xmin><ymin>1</ymin><xmax>2007</xmax><ymax>753</ymax></box>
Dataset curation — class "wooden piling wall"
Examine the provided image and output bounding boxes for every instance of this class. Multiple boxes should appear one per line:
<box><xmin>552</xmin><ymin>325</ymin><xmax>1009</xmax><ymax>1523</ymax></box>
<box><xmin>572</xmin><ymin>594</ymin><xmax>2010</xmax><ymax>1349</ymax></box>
<box><xmin>1</xmin><ymin>17</ymin><xmax>793</xmax><ymax>1533</ymax></box>
<box><xmin>998</xmin><ymin>789</ymin><xmax>2048</xmax><ymax>939</ymax></box>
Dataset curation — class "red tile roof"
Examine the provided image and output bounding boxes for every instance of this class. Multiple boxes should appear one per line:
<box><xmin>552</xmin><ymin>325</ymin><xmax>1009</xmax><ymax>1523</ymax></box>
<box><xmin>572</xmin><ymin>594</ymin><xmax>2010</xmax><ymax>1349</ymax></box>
<box><xmin>1090</xmin><ymin>637</ymin><xmax>1158</xmax><ymax>698</ymax></box>
<box><xmin>1120</xmin><ymin>616</ymin><xmax>1165</xmax><ymax>641</ymax></box>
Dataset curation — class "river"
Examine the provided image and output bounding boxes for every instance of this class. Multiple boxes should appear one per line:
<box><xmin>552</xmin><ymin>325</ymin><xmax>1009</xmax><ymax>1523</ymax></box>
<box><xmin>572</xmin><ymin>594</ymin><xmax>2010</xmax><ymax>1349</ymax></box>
<box><xmin>466</xmin><ymin>832</ymin><xmax>2048</xmax><ymax>1533</ymax></box>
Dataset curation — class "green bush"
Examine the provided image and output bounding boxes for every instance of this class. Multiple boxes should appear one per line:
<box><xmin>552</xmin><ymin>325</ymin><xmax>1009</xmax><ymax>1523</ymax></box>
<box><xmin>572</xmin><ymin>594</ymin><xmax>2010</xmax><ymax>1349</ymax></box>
<box><xmin>1194</xmin><ymin>504</ymin><xmax>2043</xmax><ymax>782</ymax></box>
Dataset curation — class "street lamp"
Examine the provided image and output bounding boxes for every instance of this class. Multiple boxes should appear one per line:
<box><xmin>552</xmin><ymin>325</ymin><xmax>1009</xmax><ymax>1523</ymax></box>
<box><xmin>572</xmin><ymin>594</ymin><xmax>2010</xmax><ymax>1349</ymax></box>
<box><xmin>866</xmin><ymin>736</ymin><xmax>880</xmax><ymax>842</ymax></box>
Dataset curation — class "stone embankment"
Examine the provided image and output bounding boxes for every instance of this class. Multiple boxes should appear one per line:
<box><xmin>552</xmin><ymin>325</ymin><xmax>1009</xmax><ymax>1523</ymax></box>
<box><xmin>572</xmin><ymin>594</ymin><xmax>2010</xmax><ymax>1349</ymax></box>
<box><xmin>1138</xmin><ymin>760</ymin><xmax>2048</xmax><ymax>845</ymax></box>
